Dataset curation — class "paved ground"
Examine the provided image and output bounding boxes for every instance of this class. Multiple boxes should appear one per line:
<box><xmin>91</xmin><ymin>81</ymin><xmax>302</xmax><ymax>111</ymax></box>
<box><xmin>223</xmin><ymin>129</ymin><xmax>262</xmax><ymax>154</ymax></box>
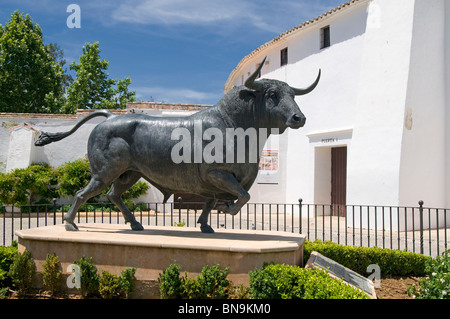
<box><xmin>1</xmin><ymin>209</ymin><xmax>448</xmax><ymax>257</ymax></box>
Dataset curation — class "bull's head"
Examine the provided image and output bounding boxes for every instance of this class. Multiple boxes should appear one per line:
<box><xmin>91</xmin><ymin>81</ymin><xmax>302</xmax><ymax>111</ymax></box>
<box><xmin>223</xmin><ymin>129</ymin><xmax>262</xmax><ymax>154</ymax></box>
<box><xmin>245</xmin><ymin>57</ymin><xmax>321</xmax><ymax>133</ymax></box>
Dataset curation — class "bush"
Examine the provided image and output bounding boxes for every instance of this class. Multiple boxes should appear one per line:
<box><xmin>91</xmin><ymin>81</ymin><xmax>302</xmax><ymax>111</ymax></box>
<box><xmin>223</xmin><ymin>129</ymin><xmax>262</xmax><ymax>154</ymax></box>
<box><xmin>0</xmin><ymin>163</ymin><xmax>57</xmax><ymax>205</ymax></box>
<box><xmin>118</xmin><ymin>267</ymin><xmax>137</xmax><ymax>298</ymax></box>
<box><xmin>0</xmin><ymin>158</ymin><xmax>150</xmax><ymax>206</ymax></box>
<box><xmin>158</xmin><ymin>263</ymin><xmax>231</xmax><ymax>299</ymax></box>
<box><xmin>0</xmin><ymin>242</ymin><xmax>18</xmax><ymax>289</ymax></box>
<box><xmin>249</xmin><ymin>263</ymin><xmax>369</xmax><ymax>299</ymax></box>
<box><xmin>42</xmin><ymin>253</ymin><xmax>62</xmax><ymax>295</ymax></box>
<box><xmin>408</xmin><ymin>250</ymin><xmax>450</xmax><ymax>299</ymax></box>
<box><xmin>8</xmin><ymin>250</ymin><xmax>36</xmax><ymax>294</ymax></box>
<box><xmin>74</xmin><ymin>256</ymin><xmax>99</xmax><ymax>298</ymax></box>
<box><xmin>56</xmin><ymin>158</ymin><xmax>149</xmax><ymax>202</ymax></box>
<box><xmin>55</xmin><ymin>158</ymin><xmax>91</xmax><ymax>198</ymax></box>
<box><xmin>99</xmin><ymin>271</ymin><xmax>122</xmax><ymax>299</ymax></box>
<box><xmin>98</xmin><ymin>268</ymin><xmax>137</xmax><ymax>299</ymax></box>
<box><xmin>196</xmin><ymin>264</ymin><xmax>231</xmax><ymax>299</ymax></box>
<box><xmin>304</xmin><ymin>239</ymin><xmax>429</xmax><ymax>277</ymax></box>
<box><xmin>158</xmin><ymin>263</ymin><xmax>184</xmax><ymax>299</ymax></box>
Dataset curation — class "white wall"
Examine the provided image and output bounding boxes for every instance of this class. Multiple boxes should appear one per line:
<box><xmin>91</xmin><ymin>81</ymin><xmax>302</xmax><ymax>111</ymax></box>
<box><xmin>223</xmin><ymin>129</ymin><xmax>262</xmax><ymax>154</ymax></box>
<box><xmin>399</xmin><ymin>0</ymin><xmax>447</xmax><ymax>208</ymax></box>
<box><xmin>6</xmin><ymin>126</ymin><xmax>37</xmax><ymax>171</ymax></box>
<box><xmin>347</xmin><ymin>0</ymin><xmax>416</xmax><ymax>207</ymax></box>
<box><xmin>445</xmin><ymin>0</ymin><xmax>450</xmax><ymax>209</ymax></box>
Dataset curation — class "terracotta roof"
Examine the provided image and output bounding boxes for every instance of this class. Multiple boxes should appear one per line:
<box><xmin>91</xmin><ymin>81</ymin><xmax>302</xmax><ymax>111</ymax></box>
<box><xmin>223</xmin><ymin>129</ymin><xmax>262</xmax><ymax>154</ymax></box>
<box><xmin>75</xmin><ymin>109</ymin><xmax>126</xmax><ymax>116</ymax></box>
<box><xmin>127</xmin><ymin>102</ymin><xmax>212</xmax><ymax>111</ymax></box>
<box><xmin>0</xmin><ymin>103</ymin><xmax>211</xmax><ymax>120</ymax></box>
<box><xmin>224</xmin><ymin>0</ymin><xmax>367</xmax><ymax>92</ymax></box>
<box><xmin>8</xmin><ymin>123</ymin><xmax>40</xmax><ymax>132</ymax></box>
<box><xmin>0</xmin><ymin>112</ymin><xmax>76</xmax><ymax>119</ymax></box>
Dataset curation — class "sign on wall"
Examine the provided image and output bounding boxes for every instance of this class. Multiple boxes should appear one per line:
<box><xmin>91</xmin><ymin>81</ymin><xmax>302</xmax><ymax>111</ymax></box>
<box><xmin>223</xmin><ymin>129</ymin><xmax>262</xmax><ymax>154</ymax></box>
<box><xmin>257</xmin><ymin>149</ymin><xmax>279</xmax><ymax>184</ymax></box>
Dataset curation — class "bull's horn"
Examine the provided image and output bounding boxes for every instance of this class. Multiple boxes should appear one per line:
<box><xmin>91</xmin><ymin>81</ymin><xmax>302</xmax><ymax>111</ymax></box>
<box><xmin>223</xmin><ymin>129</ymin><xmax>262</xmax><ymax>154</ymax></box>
<box><xmin>291</xmin><ymin>69</ymin><xmax>321</xmax><ymax>96</ymax></box>
<box><xmin>245</xmin><ymin>57</ymin><xmax>267</xmax><ymax>91</ymax></box>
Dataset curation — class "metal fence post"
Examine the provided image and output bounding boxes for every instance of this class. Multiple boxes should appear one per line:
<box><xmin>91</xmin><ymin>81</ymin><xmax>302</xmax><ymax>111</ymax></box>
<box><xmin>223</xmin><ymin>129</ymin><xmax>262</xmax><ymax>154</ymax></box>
<box><xmin>53</xmin><ymin>198</ymin><xmax>57</xmax><ymax>225</ymax></box>
<box><xmin>298</xmin><ymin>198</ymin><xmax>303</xmax><ymax>235</ymax></box>
<box><xmin>178</xmin><ymin>197</ymin><xmax>182</xmax><ymax>224</ymax></box>
<box><xmin>419</xmin><ymin>200</ymin><xmax>424</xmax><ymax>255</ymax></box>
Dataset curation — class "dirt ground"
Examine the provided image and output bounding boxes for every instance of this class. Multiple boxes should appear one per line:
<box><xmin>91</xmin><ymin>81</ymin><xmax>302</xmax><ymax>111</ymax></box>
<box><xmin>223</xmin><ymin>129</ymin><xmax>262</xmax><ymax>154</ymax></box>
<box><xmin>375</xmin><ymin>276</ymin><xmax>421</xmax><ymax>299</ymax></box>
<box><xmin>6</xmin><ymin>276</ymin><xmax>421</xmax><ymax>299</ymax></box>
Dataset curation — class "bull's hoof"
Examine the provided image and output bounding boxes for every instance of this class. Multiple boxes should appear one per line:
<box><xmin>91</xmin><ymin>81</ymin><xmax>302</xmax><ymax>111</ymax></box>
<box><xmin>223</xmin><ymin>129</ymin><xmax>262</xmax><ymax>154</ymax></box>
<box><xmin>216</xmin><ymin>203</ymin><xmax>239</xmax><ymax>216</ymax></box>
<box><xmin>64</xmin><ymin>221</ymin><xmax>79</xmax><ymax>231</ymax></box>
<box><xmin>200</xmin><ymin>224</ymin><xmax>215</xmax><ymax>233</ymax></box>
<box><xmin>129</xmin><ymin>221</ymin><xmax>144</xmax><ymax>231</ymax></box>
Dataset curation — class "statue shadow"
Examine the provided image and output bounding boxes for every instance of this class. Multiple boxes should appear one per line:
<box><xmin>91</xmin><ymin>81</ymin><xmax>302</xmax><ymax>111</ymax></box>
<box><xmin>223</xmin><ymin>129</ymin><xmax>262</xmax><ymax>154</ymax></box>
<box><xmin>77</xmin><ymin>224</ymin><xmax>303</xmax><ymax>243</ymax></box>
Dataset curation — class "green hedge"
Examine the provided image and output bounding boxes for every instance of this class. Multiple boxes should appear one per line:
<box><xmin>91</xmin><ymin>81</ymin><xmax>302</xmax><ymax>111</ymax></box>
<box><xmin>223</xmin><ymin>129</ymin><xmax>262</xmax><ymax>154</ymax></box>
<box><xmin>0</xmin><ymin>159</ymin><xmax>149</xmax><ymax>206</ymax></box>
<box><xmin>304</xmin><ymin>240</ymin><xmax>429</xmax><ymax>277</ymax></box>
<box><xmin>249</xmin><ymin>263</ymin><xmax>369</xmax><ymax>299</ymax></box>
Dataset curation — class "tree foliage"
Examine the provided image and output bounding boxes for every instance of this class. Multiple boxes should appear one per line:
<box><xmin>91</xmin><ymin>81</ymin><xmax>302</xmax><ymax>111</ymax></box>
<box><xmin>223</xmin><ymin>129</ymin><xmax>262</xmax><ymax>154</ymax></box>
<box><xmin>0</xmin><ymin>12</ymin><xmax>136</xmax><ymax>114</ymax></box>
<box><xmin>0</xmin><ymin>11</ymin><xmax>65</xmax><ymax>113</ymax></box>
<box><xmin>64</xmin><ymin>42</ymin><xmax>135</xmax><ymax>113</ymax></box>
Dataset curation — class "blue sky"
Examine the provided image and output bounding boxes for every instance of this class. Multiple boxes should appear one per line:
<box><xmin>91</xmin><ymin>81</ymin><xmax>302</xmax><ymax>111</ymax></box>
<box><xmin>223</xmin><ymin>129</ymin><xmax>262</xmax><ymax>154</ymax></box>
<box><xmin>0</xmin><ymin>0</ymin><xmax>345</xmax><ymax>105</ymax></box>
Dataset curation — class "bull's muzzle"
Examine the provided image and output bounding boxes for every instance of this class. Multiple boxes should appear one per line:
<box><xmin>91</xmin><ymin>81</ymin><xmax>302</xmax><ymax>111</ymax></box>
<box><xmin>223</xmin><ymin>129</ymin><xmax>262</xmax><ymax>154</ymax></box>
<box><xmin>287</xmin><ymin>113</ymin><xmax>306</xmax><ymax>129</ymax></box>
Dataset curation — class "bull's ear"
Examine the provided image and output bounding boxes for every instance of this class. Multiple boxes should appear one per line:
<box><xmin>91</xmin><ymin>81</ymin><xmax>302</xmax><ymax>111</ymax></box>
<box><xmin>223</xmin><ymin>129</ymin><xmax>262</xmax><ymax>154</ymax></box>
<box><xmin>239</xmin><ymin>89</ymin><xmax>256</xmax><ymax>102</ymax></box>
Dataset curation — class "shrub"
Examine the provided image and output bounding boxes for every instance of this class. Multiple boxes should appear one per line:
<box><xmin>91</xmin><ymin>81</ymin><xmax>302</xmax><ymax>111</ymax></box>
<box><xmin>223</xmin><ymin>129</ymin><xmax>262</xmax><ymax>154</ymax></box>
<box><xmin>408</xmin><ymin>250</ymin><xmax>450</xmax><ymax>299</ymax></box>
<box><xmin>121</xmin><ymin>181</ymin><xmax>149</xmax><ymax>203</ymax></box>
<box><xmin>182</xmin><ymin>276</ymin><xmax>202</xmax><ymax>299</ymax></box>
<box><xmin>0</xmin><ymin>163</ymin><xmax>57</xmax><ymax>205</ymax></box>
<box><xmin>42</xmin><ymin>253</ymin><xmax>62</xmax><ymax>295</ymax></box>
<box><xmin>71</xmin><ymin>255</ymin><xmax>136</xmax><ymax>299</ymax></box>
<box><xmin>99</xmin><ymin>271</ymin><xmax>122</xmax><ymax>299</ymax></box>
<box><xmin>158</xmin><ymin>263</ymin><xmax>184</xmax><ymax>299</ymax></box>
<box><xmin>74</xmin><ymin>256</ymin><xmax>99</xmax><ymax>298</ymax></box>
<box><xmin>8</xmin><ymin>250</ymin><xmax>36</xmax><ymax>294</ymax></box>
<box><xmin>118</xmin><ymin>267</ymin><xmax>137</xmax><ymax>298</ymax></box>
<box><xmin>56</xmin><ymin>158</ymin><xmax>91</xmax><ymax>198</ymax></box>
<box><xmin>0</xmin><ymin>158</ymin><xmax>149</xmax><ymax>206</ymax></box>
<box><xmin>56</xmin><ymin>157</ymin><xmax>149</xmax><ymax>201</ymax></box>
<box><xmin>304</xmin><ymin>239</ymin><xmax>429</xmax><ymax>277</ymax></box>
<box><xmin>0</xmin><ymin>242</ymin><xmax>18</xmax><ymax>289</ymax></box>
<box><xmin>196</xmin><ymin>264</ymin><xmax>231</xmax><ymax>299</ymax></box>
<box><xmin>159</xmin><ymin>263</ymin><xmax>231</xmax><ymax>299</ymax></box>
<box><xmin>98</xmin><ymin>268</ymin><xmax>137</xmax><ymax>299</ymax></box>
<box><xmin>249</xmin><ymin>263</ymin><xmax>369</xmax><ymax>299</ymax></box>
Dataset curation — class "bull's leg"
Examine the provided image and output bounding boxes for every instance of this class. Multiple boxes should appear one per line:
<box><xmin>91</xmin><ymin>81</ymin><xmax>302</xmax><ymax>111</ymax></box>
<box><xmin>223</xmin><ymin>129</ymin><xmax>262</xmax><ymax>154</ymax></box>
<box><xmin>63</xmin><ymin>177</ymin><xmax>109</xmax><ymax>231</ymax></box>
<box><xmin>197</xmin><ymin>198</ymin><xmax>217</xmax><ymax>233</ymax></box>
<box><xmin>206</xmin><ymin>170</ymin><xmax>250</xmax><ymax>216</ymax></box>
<box><xmin>107</xmin><ymin>171</ymin><xmax>144</xmax><ymax>231</ymax></box>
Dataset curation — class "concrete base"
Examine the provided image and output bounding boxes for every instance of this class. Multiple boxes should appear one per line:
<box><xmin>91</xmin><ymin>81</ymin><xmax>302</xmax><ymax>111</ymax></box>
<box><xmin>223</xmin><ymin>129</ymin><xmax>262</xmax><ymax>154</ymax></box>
<box><xmin>16</xmin><ymin>223</ymin><xmax>305</xmax><ymax>291</ymax></box>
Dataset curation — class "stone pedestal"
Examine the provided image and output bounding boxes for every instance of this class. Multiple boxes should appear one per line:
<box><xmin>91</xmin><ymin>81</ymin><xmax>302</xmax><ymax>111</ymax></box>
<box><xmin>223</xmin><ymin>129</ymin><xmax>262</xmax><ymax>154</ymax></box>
<box><xmin>16</xmin><ymin>223</ymin><xmax>305</xmax><ymax>297</ymax></box>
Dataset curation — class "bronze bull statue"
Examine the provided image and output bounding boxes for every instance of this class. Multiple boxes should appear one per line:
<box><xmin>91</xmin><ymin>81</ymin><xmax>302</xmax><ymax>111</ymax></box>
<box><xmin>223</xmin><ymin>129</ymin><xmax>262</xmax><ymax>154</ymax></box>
<box><xmin>35</xmin><ymin>58</ymin><xmax>320</xmax><ymax>233</ymax></box>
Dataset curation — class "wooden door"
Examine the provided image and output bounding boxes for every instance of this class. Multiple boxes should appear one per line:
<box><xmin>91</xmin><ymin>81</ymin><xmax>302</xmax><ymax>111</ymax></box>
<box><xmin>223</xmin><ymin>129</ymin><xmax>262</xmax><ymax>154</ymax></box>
<box><xmin>331</xmin><ymin>147</ymin><xmax>347</xmax><ymax>217</ymax></box>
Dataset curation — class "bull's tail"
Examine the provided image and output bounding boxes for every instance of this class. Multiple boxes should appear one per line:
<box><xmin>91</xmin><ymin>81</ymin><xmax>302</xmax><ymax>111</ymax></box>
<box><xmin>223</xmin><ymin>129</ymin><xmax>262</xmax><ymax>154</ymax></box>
<box><xmin>35</xmin><ymin>110</ymin><xmax>114</xmax><ymax>146</ymax></box>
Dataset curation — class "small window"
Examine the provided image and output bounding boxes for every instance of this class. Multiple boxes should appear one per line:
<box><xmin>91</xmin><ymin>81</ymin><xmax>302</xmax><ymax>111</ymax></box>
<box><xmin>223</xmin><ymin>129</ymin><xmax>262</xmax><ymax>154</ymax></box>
<box><xmin>280</xmin><ymin>47</ymin><xmax>288</xmax><ymax>66</ymax></box>
<box><xmin>320</xmin><ymin>26</ymin><xmax>331</xmax><ymax>49</ymax></box>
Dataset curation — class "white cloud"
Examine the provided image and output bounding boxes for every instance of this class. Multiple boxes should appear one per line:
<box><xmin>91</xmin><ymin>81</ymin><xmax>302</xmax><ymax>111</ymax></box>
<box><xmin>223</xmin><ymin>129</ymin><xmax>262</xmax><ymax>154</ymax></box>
<box><xmin>109</xmin><ymin>0</ymin><xmax>285</xmax><ymax>33</ymax></box>
<box><xmin>112</xmin><ymin>0</ymin><xmax>242</xmax><ymax>25</ymax></box>
<box><xmin>108</xmin><ymin>0</ymin><xmax>344</xmax><ymax>35</ymax></box>
<box><xmin>134</xmin><ymin>86</ymin><xmax>221</xmax><ymax>104</ymax></box>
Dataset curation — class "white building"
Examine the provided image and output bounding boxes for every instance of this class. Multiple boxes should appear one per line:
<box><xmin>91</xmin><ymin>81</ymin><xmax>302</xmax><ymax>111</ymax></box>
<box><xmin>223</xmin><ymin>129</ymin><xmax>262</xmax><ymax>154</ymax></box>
<box><xmin>225</xmin><ymin>0</ymin><xmax>450</xmax><ymax>215</ymax></box>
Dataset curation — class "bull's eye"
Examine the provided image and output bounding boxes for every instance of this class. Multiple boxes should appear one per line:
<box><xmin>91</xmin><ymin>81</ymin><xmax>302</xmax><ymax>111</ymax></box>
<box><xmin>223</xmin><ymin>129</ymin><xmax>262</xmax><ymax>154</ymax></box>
<box><xmin>268</xmin><ymin>92</ymin><xmax>278</xmax><ymax>101</ymax></box>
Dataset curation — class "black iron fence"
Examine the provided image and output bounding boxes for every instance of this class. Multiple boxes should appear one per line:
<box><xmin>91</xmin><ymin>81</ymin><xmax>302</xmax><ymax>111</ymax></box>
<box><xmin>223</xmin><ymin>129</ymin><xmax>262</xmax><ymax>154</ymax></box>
<box><xmin>1</xmin><ymin>199</ymin><xmax>448</xmax><ymax>257</ymax></box>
